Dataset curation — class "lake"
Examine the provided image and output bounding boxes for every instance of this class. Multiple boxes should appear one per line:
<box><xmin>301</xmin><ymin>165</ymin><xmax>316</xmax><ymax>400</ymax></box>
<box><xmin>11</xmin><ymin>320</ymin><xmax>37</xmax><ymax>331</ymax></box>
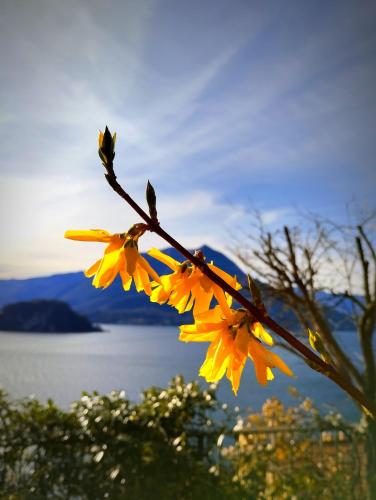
<box><xmin>0</xmin><ymin>324</ymin><xmax>360</xmax><ymax>420</ymax></box>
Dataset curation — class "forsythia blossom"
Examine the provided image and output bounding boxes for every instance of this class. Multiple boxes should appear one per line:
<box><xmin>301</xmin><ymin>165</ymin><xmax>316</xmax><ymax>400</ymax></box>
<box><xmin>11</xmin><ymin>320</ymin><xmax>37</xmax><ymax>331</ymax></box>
<box><xmin>64</xmin><ymin>227</ymin><xmax>160</xmax><ymax>295</ymax></box>
<box><xmin>63</xmin><ymin>127</ymin><xmax>303</xmax><ymax>399</ymax></box>
<box><xmin>148</xmin><ymin>248</ymin><xmax>241</xmax><ymax>317</ymax></box>
<box><xmin>179</xmin><ymin>306</ymin><xmax>293</xmax><ymax>393</ymax></box>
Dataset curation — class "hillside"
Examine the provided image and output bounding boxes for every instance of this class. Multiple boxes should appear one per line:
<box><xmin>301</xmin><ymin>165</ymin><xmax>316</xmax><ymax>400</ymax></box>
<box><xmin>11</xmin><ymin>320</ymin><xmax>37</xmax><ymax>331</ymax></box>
<box><xmin>0</xmin><ymin>245</ymin><xmax>353</xmax><ymax>328</ymax></box>
<box><xmin>0</xmin><ymin>300</ymin><xmax>99</xmax><ymax>333</ymax></box>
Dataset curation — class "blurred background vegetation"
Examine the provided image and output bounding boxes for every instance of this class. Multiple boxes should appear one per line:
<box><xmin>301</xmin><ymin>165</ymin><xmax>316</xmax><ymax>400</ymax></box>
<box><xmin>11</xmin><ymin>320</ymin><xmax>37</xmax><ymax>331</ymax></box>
<box><xmin>0</xmin><ymin>376</ymin><xmax>368</xmax><ymax>499</ymax></box>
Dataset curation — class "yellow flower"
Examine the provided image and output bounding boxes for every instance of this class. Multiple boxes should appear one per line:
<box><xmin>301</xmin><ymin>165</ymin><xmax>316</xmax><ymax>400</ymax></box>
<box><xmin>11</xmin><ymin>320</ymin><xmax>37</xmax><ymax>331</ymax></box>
<box><xmin>179</xmin><ymin>306</ymin><xmax>293</xmax><ymax>394</ymax></box>
<box><xmin>64</xmin><ymin>227</ymin><xmax>160</xmax><ymax>294</ymax></box>
<box><xmin>148</xmin><ymin>248</ymin><xmax>241</xmax><ymax>317</ymax></box>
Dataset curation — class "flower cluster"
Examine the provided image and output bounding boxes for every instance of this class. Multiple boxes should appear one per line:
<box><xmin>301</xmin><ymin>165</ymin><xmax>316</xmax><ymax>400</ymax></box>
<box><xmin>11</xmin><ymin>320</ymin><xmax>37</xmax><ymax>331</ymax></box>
<box><xmin>64</xmin><ymin>226</ymin><xmax>160</xmax><ymax>295</ymax></box>
<box><xmin>180</xmin><ymin>306</ymin><xmax>292</xmax><ymax>394</ymax></box>
<box><xmin>64</xmin><ymin>130</ymin><xmax>292</xmax><ymax>394</ymax></box>
<box><xmin>65</xmin><ymin>224</ymin><xmax>292</xmax><ymax>394</ymax></box>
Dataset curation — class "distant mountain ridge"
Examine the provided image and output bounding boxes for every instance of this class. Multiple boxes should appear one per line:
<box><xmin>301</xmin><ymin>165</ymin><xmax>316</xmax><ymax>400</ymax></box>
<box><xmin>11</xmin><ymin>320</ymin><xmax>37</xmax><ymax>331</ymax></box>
<box><xmin>0</xmin><ymin>245</ymin><xmax>353</xmax><ymax>328</ymax></box>
<box><xmin>0</xmin><ymin>246</ymin><xmax>244</xmax><ymax>326</ymax></box>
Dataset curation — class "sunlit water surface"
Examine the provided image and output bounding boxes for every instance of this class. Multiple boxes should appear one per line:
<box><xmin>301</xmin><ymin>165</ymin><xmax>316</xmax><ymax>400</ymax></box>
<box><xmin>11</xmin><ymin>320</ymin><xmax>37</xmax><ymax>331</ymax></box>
<box><xmin>0</xmin><ymin>325</ymin><xmax>360</xmax><ymax>419</ymax></box>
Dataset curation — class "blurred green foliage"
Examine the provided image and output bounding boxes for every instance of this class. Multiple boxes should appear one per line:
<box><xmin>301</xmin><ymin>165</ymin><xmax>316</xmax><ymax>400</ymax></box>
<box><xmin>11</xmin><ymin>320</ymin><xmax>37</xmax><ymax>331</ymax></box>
<box><xmin>0</xmin><ymin>377</ymin><xmax>231</xmax><ymax>499</ymax></box>
<box><xmin>0</xmin><ymin>378</ymin><xmax>366</xmax><ymax>499</ymax></box>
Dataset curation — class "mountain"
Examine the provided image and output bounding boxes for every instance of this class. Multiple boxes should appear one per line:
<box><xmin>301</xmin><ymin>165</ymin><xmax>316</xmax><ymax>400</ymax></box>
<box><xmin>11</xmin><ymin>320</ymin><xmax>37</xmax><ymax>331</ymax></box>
<box><xmin>0</xmin><ymin>246</ymin><xmax>244</xmax><ymax>326</ymax></box>
<box><xmin>0</xmin><ymin>245</ymin><xmax>353</xmax><ymax>328</ymax></box>
<box><xmin>0</xmin><ymin>300</ymin><xmax>99</xmax><ymax>333</ymax></box>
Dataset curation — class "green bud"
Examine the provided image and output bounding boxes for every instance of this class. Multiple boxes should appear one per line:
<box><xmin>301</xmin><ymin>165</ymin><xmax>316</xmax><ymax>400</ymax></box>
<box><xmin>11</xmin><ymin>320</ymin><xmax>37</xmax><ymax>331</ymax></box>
<box><xmin>98</xmin><ymin>126</ymin><xmax>116</xmax><ymax>170</ymax></box>
<box><xmin>308</xmin><ymin>328</ymin><xmax>331</xmax><ymax>364</ymax></box>
<box><xmin>146</xmin><ymin>180</ymin><xmax>158</xmax><ymax>221</ymax></box>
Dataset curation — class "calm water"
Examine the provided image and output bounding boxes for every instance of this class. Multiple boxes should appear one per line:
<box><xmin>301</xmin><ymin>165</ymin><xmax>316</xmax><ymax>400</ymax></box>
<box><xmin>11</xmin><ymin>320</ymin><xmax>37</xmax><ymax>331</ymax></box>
<box><xmin>0</xmin><ymin>325</ymin><xmax>360</xmax><ymax>419</ymax></box>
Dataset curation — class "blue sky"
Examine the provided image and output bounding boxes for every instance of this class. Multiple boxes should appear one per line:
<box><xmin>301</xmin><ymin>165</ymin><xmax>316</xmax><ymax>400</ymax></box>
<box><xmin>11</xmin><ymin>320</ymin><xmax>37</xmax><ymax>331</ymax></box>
<box><xmin>0</xmin><ymin>0</ymin><xmax>375</xmax><ymax>278</ymax></box>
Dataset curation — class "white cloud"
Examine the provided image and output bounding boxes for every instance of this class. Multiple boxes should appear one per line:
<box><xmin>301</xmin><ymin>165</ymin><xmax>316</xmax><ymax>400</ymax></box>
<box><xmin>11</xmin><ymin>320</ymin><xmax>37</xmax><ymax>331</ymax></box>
<box><xmin>260</xmin><ymin>208</ymin><xmax>292</xmax><ymax>225</ymax></box>
<box><xmin>0</xmin><ymin>0</ymin><xmax>375</xmax><ymax>279</ymax></box>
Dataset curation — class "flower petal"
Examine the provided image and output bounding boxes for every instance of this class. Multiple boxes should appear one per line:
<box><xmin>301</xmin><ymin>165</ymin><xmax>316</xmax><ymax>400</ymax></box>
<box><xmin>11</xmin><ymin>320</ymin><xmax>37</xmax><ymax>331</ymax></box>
<box><xmin>209</xmin><ymin>263</ymin><xmax>242</xmax><ymax>290</ymax></box>
<box><xmin>252</xmin><ymin>322</ymin><xmax>274</xmax><ymax>346</ymax></box>
<box><xmin>235</xmin><ymin>326</ymin><xmax>249</xmax><ymax>356</ymax></box>
<box><xmin>148</xmin><ymin>248</ymin><xmax>180</xmax><ymax>271</ymax></box>
<box><xmin>136</xmin><ymin>264</ymin><xmax>152</xmax><ymax>295</ymax></box>
<box><xmin>227</xmin><ymin>348</ymin><xmax>246</xmax><ymax>394</ymax></box>
<box><xmin>192</xmin><ymin>282</ymin><xmax>213</xmax><ymax>316</ymax></box>
<box><xmin>92</xmin><ymin>246</ymin><xmax>123</xmax><ymax>288</ymax></box>
<box><xmin>84</xmin><ymin>259</ymin><xmax>102</xmax><ymax>278</ymax></box>
<box><xmin>199</xmin><ymin>336</ymin><xmax>229</xmax><ymax>382</ymax></box>
<box><xmin>124</xmin><ymin>247</ymin><xmax>139</xmax><ymax>275</ymax></box>
<box><xmin>119</xmin><ymin>269</ymin><xmax>132</xmax><ymax>291</ymax></box>
<box><xmin>138</xmin><ymin>255</ymin><xmax>161</xmax><ymax>284</ymax></box>
<box><xmin>64</xmin><ymin>229</ymin><xmax>114</xmax><ymax>242</ymax></box>
<box><xmin>179</xmin><ymin>330</ymin><xmax>218</xmax><ymax>342</ymax></box>
<box><xmin>212</xmin><ymin>284</ymin><xmax>232</xmax><ymax>320</ymax></box>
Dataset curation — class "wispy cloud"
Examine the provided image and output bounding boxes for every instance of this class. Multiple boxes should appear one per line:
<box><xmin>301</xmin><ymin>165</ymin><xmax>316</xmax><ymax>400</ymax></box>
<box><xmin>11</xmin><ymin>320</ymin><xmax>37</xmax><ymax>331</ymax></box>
<box><xmin>0</xmin><ymin>0</ymin><xmax>375</xmax><ymax>278</ymax></box>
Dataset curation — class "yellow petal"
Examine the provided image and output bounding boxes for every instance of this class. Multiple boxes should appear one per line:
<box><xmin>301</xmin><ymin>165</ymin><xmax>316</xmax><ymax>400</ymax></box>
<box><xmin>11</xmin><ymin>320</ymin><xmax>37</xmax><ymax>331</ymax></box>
<box><xmin>191</xmin><ymin>282</ymin><xmax>212</xmax><ymax>316</ymax></box>
<box><xmin>84</xmin><ymin>259</ymin><xmax>102</xmax><ymax>278</ymax></box>
<box><xmin>253</xmin><ymin>357</ymin><xmax>268</xmax><ymax>385</ymax></box>
<box><xmin>270</xmin><ymin>352</ymin><xmax>293</xmax><ymax>377</ymax></box>
<box><xmin>150</xmin><ymin>274</ymin><xmax>177</xmax><ymax>303</ymax></box>
<box><xmin>136</xmin><ymin>263</ymin><xmax>152</xmax><ymax>295</ymax></box>
<box><xmin>105</xmin><ymin>238</ymin><xmax>125</xmax><ymax>253</ymax></box>
<box><xmin>168</xmin><ymin>272</ymin><xmax>198</xmax><ymax>312</ymax></box>
<box><xmin>194</xmin><ymin>306</ymin><xmax>224</xmax><ymax>323</ymax></box>
<box><xmin>235</xmin><ymin>326</ymin><xmax>249</xmax><ymax>356</ymax></box>
<box><xmin>64</xmin><ymin>229</ymin><xmax>114</xmax><ymax>242</ymax></box>
<box><xmin>209</xmin><ymin>263</ymin><xmax>242</xmax><ymax>290</ymax></box>
<box><xmin>210</xmin><ymin>336</ymin><xmax>231</xmax><ymax>380</ymax></box>
<box><xmin>199</xmin><ymin>273</ymin><xmax>212</xmax><ymax>293</ymax></box>
<box><xmin>227</xmin><ymin>349</ymin><xmax>246</xmax><ymax>394</ymax></box>
<box><xmin>124</xmin><ymin>247</ymin><xmax>139</xmax><ymax>275</ymax></box>
<box><xmin>198</xmin><ymin>340</ymin><xmax>218</xmax><ymax>377</ymax></box>
<box><xmin>184</xmin><ymin>293</ymin><xmax>195</xmax><ymax>312</ymax></box>
<box><xmin>200</xmin><ymin>337</ymin><xmax>229</xmax><ymax>382</ymax></box>
<box><xmin>179</xmin><ymin>330</ymin><xmax>218</xmax><ymax>342</ymax></box>
<box><xmin>98</xmin><ymin>131</ymin><xmax>104</xmax><ymax>147</ymax></box>
<box><xmin>138</xmin><ymin>255</ymin><xmax>161</xmax><ymax>284</ymax></box>
<box><xmin>133</xmin><ymin>267</ymin><xmax>143</xmax><ymax>293</ymax></box>
<box><xmin>212</xmin><ymin>284</ymin><xmax>232</xmax><ymax>320</ymax></box>
<box><xmin>150</xmin><ymin>285</ymin><xmax>170</xmax><ymax>304</ymax></box>
<box><xmin>181</xmin><ymin>321</ymin><xmax>222</xmax><ymax>334</ymax></box>
<box><xmin>119</xmin><ymin>269</ymin><xmax>132</xmax><ymax>291</ymax></box>
<box><xmin>93</xmin><ymin>266</ymin><xmax>117</xmax><ymax>289</ymax></box>
<box><xmin>148</xmin><ymin>247</ymin><xmax>180</xmax><ymax>271</ymax></box>
<box><xmin>249</xmin><ymin>339</ymin><xmax>293</xmax><ymax>384</ymax></box>
<box><xmin>92</xmin><ymin>247</ymin><xmax>122</xmax><ymax>288</ymax></box>
<box><xmin>175</xmin><ymin>294</ymin><xmax>191</xmax><ymax>314</ymax></box>
<box><xmin>252</xmin><ymin>322</ymin><xmax>274</xmax><ymax>346</ymax></box>
<box><xmin>168</xmin><ymin>280</ymin><xmax>191</xmax><ymax>313</ymax></box>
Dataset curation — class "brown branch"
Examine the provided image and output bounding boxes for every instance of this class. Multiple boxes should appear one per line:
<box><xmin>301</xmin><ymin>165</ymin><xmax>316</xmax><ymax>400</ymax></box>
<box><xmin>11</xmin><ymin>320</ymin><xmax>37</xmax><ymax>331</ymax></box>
<box><xmin>358</xmin><ymin>225</ymin><xmax>376</xmax><ymax>303</ymax></box>
<box><xmin>246</xmin><ymin>224</ymin><xmax>363</xmax><ymax>387</ymax></box>
<box><xmin>359</xmin><ymin>306</ymin><xmax>376</xmax><ymax>400</ymax></box>
<box><xmin>284</xmin><ymin>226</ymin><xmax>310</xmax><ymax>300</ymax></box>
<box><xmin>344</xmin><ymin>291</ymin><xmax>367</xmax><ymax>312</ymax></box>
<box><xmin>102</xmin><ymin>166</ymin><xmax>376</xmax><ymax>418</ymax></box>
<box><xmin>356</xmin><ymin>236</ymin><xmax>371</xmax><ymax>303</ymax></box>
<box><xmin>358</xmin><ymin>225</ymin><xmax>376</xmax><ymax>263</ymax></box>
